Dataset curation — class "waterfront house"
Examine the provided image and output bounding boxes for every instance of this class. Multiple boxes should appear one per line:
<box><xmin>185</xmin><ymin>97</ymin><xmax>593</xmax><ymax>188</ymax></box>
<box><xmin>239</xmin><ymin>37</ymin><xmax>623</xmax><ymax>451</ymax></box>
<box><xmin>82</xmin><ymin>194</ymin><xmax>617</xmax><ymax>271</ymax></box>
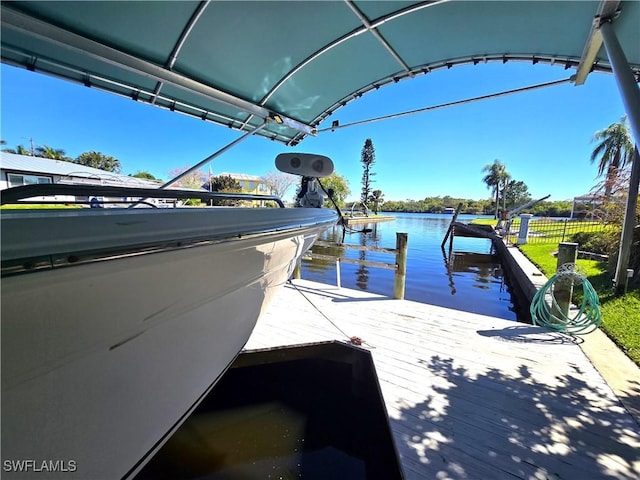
<box><xmin>0</xmin><ymin>152</ymin><xmax>179</xmax><ymax>206</ymax></box>
<box><xmin>213</xmin><ymin>172</ymin><xmax>274</xmax><ymax>195</ymax></box>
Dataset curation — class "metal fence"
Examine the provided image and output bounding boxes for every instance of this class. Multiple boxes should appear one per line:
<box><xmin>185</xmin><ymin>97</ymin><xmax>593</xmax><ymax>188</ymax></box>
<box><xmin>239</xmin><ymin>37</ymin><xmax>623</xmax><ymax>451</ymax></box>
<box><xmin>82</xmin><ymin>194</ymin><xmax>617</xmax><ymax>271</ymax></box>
<box><xmin>505</xmin><ymin>218</ymin><xmax>608</xmax><ymax>244</ymax></box>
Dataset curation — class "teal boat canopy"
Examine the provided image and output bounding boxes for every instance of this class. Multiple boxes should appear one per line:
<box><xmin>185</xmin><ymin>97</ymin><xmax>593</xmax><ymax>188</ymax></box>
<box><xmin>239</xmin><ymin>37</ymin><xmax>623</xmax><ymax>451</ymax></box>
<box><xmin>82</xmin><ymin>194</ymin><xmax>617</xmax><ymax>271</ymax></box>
<box><xmin>2</xmin><ymin>1</ymin><xmax>639</xmax><ymax>145</ymax></box>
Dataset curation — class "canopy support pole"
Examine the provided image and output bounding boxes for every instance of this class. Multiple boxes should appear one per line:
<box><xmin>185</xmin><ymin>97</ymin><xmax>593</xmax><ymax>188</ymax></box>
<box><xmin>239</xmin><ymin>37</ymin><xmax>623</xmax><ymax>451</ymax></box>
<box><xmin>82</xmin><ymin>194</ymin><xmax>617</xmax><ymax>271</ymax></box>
<box><xmin>599</xmin><ymin>20</ymin><xmax>640</xmax><ymax>146</ymax></box>
<box><xmin>614</xmin><ymin>146</ymin><xmax>639</xmax><ymax>295</ymax></box>
<box><xmin>160</xmin><ymin>122</ymin><xmax>268</xmax><ymax>190</ymax></box>
<box><xmin>599</xmin><ymin>19</ymin><xmax>640</xmax><ymax>294</ymax></box>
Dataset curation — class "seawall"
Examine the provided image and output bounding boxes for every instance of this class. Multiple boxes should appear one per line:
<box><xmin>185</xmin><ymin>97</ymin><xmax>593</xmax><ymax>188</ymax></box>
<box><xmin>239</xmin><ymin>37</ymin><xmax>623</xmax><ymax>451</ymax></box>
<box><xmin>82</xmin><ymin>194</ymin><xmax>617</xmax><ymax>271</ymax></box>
<box><xmin>493</xmin><ymin>239</ymin><xmax>547</xmax><ymax>323</ymax></box>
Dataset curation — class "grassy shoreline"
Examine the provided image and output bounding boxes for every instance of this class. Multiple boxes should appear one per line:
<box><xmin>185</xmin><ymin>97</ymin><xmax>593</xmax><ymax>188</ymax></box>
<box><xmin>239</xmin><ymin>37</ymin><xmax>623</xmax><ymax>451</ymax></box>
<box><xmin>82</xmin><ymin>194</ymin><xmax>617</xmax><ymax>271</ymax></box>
<box><xmin>518</xmin><ymin>241</ymin><xmax>639</xmax><ymax>366</ymax></box>
<box><xmin>470</xmin><ymin>218</ymin><xmax>639</xmax><ymax>365</ymax></box>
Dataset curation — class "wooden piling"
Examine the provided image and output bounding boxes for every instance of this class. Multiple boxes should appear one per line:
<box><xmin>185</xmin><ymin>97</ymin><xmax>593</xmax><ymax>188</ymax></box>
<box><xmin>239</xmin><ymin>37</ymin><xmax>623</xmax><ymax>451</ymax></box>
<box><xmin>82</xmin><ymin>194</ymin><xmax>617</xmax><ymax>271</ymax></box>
<box><xmin>394</xmin><ymin>232</ymin><xmax>408</xmax><ymax>300</ymax></box>
<box><xmin>441</xmin><ymin>203</ymin><xmax>463</xmax><ymax>249</ymax></box>
<box><xmin>552</xmin><ymin>242</ymin><xmax>578</xmax><ymax>319</ymax></box>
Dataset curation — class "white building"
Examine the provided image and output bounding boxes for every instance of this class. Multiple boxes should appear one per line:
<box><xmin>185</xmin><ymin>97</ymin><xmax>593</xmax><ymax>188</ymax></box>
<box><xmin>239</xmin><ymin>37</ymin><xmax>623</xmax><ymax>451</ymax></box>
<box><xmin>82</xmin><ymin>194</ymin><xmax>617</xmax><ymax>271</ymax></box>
<box><xmin>0</xmin><ymin>152</ymin><xmax>181</xmax><ymax>206</ymax></box>
<box><xmin>1</xmin><ymin>152</ymin><xmax>161</xmax><ymax>189</ymax></box>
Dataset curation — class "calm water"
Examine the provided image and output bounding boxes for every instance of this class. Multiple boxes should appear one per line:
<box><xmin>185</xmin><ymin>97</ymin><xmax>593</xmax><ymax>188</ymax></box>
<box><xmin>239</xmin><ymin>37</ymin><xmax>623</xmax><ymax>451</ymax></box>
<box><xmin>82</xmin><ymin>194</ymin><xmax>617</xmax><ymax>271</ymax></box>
<box><xmin>301</xmin><ymin>212</ymin><xmax>519</xmax><ymax>321</ymax></box>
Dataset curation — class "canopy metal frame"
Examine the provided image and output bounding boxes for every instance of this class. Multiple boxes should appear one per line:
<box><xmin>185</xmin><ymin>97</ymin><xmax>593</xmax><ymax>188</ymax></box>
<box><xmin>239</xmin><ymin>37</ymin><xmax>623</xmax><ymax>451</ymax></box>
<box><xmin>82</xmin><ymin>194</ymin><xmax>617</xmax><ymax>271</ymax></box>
<box><xmin>149</xmin><ymin>0</ymin><xmax>211</xmax><ymax>105</ymax></box>
<box><xmin>3</xmin><ymin>1</ymin><xmax>639</xmax><ymax>146</ymax></box>
<box><xmin>1</xmin><ymin>6</ymin><xmax>315</xmax><ymax>139</ymax></box>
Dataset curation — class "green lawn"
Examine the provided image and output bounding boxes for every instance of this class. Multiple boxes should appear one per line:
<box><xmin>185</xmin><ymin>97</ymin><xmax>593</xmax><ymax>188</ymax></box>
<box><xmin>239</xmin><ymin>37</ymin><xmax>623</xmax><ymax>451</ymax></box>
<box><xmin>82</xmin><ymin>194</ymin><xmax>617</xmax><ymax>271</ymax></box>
<box><xmin>518</xmin><ymin>242</ymin><xmax>640</xmax><ymax>366</ymax></box>
<box><xmin>470</xmin><ymin>219</ymin><xmax>639</xmax><ymax>363</ymax></box>
<box><xmin>1</xmin><ymin>204</ymin><xmax>82</xmax><ymax>209</ymax></box>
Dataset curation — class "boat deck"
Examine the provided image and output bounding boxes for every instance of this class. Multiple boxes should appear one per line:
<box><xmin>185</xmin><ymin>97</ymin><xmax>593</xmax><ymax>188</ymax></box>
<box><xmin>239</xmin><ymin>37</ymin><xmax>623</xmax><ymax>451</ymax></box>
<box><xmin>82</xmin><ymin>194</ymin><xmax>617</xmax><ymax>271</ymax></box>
<box><xmin>245</xmin><ymin>279</ymin><xmax>640</xmax><ymax>480</ymax></box>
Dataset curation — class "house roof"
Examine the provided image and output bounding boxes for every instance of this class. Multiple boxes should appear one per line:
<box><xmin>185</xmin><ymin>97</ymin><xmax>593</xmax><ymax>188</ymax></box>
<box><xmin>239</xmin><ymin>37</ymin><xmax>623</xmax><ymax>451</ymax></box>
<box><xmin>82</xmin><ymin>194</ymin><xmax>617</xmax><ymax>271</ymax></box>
<box><xmin>0</xmin><ymin>152</ymin><xmax>160</xmax><ymax>187</ymax></box>
<box><xmin>2</xmin><ymin>1</ymin><xmax>638</xmax><ymax>147</ymax></box>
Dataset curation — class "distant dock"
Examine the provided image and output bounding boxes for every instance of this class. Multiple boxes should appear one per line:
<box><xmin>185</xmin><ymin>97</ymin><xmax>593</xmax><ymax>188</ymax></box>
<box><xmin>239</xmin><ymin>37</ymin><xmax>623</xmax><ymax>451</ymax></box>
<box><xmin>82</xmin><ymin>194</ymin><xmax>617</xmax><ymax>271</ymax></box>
<box><xmin>343</xmin><ymin>215</ymin><xmax>395</xmax><ymax>226</ymax></box>
<box><xmin>248</xmin><ymin>279</ymin><xmax>640</xmax><ymax>479</ymax></box>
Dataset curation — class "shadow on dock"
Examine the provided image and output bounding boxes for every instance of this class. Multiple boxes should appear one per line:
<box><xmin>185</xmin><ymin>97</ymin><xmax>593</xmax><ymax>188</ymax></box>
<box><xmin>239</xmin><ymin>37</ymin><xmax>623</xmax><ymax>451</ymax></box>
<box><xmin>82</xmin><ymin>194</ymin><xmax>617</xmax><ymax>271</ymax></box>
<box><xmin>245</xmin><ymin>280</ymin><xmax>640</xmax><ymax>480</ymax></box>
<box><xmin>476</xmin><ymin>325</ymin><xmax>581</xmax><ymax>345</ymax></box>
<box><xmin>393</xmin><ymin>354</ymin><xmax>640</xmax><ymax>479</ymax></box>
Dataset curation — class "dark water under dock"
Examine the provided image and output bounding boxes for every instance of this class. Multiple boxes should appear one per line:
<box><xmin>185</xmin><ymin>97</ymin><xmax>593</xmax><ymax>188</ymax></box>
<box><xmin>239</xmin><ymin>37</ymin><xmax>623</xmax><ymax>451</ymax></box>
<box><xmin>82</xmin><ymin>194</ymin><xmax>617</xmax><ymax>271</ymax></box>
<box><xmin>136</xmin><ymin>343</ymin><xmax>402</xmax><ymax>480</ymax></box>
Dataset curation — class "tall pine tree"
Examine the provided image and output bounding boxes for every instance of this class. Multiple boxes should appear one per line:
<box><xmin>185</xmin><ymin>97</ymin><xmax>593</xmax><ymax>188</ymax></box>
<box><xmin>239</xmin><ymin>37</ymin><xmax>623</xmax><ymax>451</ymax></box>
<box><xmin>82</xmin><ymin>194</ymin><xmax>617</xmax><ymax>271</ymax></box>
<box><xmin>360</xmin><ymin>138</ymin><xmax>376</xmax><ymax>206</ymax></box>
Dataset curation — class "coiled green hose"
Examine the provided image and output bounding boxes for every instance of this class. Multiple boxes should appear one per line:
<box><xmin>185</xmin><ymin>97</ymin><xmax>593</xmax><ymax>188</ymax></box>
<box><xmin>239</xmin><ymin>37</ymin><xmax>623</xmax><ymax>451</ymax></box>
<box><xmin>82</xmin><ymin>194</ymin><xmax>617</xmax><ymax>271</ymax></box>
<box><xmin>530</xmin><ymin>272</ymin><xmax>602</xmax><ymax>335</ymax></box>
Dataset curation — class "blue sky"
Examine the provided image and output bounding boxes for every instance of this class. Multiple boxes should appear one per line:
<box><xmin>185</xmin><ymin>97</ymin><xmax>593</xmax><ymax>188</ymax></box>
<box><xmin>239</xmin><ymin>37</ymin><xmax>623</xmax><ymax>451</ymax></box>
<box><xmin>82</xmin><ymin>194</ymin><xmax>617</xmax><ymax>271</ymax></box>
<box><xmin>0</xmin><ymin>61</ymin><xmax>627</xmax><ymax>203</ymax></box>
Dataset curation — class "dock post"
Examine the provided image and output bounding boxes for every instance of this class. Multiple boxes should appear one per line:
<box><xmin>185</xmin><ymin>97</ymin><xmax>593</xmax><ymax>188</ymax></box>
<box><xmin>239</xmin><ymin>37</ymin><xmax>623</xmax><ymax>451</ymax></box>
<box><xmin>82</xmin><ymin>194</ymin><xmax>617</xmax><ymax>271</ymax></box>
<box><xmin>448</xmin><ymin>224</ymin><xmax>454</xmax><ymax>253</ymax></box>
<box><xmin>336</xmin><ymin>258</ymin><xmax>341</xmax><ymax>289</ymax></box>
<box><xmin>394</xmin><ymin>232</ymin><xmax>408</xmax><ymax>300</ymax></box>
<box><xmin>517</xmin><ymin>214</ymin><xmax>533</xmax><ymax>245</ymax></box>
<box><xmin>552</xmin><ymin>242</ymin><xmax>578</xmax><ymax>320</ymax></box>
<box><xmin>441</xmin><ymin>203</ymin><xmax>463</xmax><ymax>249</ymax></box>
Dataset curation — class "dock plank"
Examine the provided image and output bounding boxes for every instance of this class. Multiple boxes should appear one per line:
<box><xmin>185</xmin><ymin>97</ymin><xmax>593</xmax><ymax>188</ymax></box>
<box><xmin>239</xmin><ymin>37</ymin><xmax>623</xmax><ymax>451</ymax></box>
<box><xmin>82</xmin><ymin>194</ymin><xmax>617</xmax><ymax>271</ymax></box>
<box><xmin>246</xmin><ymin>280</ymin><xmax>640</xmax><ymax>480</ymax></box>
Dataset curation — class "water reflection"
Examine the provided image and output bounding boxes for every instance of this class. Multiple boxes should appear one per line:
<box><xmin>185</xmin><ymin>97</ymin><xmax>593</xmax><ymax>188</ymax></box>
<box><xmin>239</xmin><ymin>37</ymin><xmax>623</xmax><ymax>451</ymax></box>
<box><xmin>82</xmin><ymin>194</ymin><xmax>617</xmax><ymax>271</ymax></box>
<box><xmin>442</xmin><ymin>247</ymin><xmax>506</xmax><ymax>296</ymax></box>
<box><xmin>355</xmin><ymin>230</ymin><xmax>369</xmax><ymax>291</ymax></box>
<box><xmin>305</xmin><ymin>228</ymin><xmax>344</xmax><ymax>275</ymax></box>
<box><xmin>300</xmin><ymin>213</ymin><xmax>518</xmax><ymax>321</ymax></box>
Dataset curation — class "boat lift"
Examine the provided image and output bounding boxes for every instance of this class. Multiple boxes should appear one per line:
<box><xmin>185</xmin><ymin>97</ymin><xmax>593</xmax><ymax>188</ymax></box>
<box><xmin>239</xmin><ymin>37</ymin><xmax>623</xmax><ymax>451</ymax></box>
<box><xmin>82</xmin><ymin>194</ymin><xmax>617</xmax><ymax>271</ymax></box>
<box><xmin>495</xmin><ymin>194</ymin><xmax>551</xmax><ymax>236</ymax></box>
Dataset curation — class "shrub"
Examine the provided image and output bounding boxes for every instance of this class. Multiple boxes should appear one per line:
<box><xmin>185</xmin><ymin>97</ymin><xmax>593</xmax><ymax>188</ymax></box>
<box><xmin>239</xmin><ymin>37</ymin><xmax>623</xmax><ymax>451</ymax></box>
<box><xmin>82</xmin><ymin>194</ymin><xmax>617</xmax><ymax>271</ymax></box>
<box><xmin>568</xmin><ymin>231</ymin><xmax>612</xmax><ymax>255</ymax></box>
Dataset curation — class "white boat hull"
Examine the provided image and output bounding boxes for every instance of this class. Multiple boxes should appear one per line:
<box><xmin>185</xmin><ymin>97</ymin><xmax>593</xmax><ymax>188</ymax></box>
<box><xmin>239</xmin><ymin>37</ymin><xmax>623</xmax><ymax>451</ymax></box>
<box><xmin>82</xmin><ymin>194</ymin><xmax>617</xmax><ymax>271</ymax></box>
<box><xmin>1</xmin><ymin>207</ymin><xmax>336</xmax><ymax>479</ymax></box>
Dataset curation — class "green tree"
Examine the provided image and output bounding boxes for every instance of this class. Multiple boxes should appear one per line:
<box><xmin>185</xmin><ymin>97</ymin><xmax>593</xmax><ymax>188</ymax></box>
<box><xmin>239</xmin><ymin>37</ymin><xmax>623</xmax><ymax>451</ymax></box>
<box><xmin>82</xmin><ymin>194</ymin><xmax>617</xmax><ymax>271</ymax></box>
<box><xmin>502</xmin><ymin>180</ymin><xmax>531</xmax><ymax>209</ymax></box>
<box><xmin>0</xmin><ymin>140</ymin><xmax>34</xmax><ymax>156</ymax></box>
<box><xmin>129</xmin><ymin>171</ymin><xmax>159</xmax><ymax>181</ymax></box>
<box><xmin>35</xmin><ymin>145</ymin><xmax>69</xmax><ymax>161</ymax></box>
<box><xmin>319</xmin><ymin>172</ymin><xmax>350</xmax><ymax>208</ymax></box>
<box><xmin>482</xmin><ymin>159</ymin><xmax>508</xmax><ymax>219</ymax></box>
<box><xmin>211</xmin><ymin>175</ymin><xmax>242</xmax><ymax>193</ymax></box>
<box><xmin>500</xmin><ymin>173</ymin><xmax>512</xmax><ymax>214</ymax></box>
<box><xmin>590</xmin><ymin>116</ymin><xmax>634</xmax><ymax>197</ymax></box>
<box><xmin>369</xmin><ymin>189</ymin><xmax>385</xmax><ymax>214</ymax></box>
<box><xmin>76</xmin><ymin>151</ymin><xmax>121</xmax><ymax>173</ymax></box>
<box><xmin>3</xmin><ymin>144</ymin><xmax>33</xmax><ymax>155</ymax></box>
<box><xmin>360</xmin><ymin>138</ymin><xmax>376</xmax><ymax>206</ymax></box>
<box><xmin>211</xmin><ymin>175</ymin><xmax>242</xmax><ymax>206</ymax></box>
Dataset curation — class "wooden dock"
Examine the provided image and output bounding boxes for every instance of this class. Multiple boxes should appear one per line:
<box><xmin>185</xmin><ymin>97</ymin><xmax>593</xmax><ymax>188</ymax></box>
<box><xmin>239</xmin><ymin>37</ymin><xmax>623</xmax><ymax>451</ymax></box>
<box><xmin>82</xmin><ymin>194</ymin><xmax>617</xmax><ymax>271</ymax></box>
<box><xmin>246</xmin><ymin>280</ymin><xmax>640</xmax><ymax>480</ymax></box>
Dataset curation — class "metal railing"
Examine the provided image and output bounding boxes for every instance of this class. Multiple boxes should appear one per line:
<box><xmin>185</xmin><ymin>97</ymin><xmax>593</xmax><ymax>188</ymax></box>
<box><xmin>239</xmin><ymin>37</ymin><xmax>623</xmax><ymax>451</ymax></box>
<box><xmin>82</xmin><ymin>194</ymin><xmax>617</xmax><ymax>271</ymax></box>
<box><xmin>505</xmin><ymin>218</ymin><xmax>607</xmax><ymax>244</ymax></box>
<box><xmin>0</xmin><ymin>184</ymin><xmax>285</xmax><ymax>207</ymax></box>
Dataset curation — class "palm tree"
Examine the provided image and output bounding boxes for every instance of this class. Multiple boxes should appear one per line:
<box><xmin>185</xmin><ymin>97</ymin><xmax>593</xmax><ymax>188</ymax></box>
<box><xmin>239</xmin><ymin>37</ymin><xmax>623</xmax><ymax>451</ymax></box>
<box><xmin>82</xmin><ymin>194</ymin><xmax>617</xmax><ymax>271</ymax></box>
<box><xmin>369</xmin><ymin>189</ymin><xmax>385</xmax><ymax>215</ymax></box>
<box><xmin>590</xmin><ymin>116</ymin><xmax>634</xmax><ymax>197</ymax></box>
<box><xmin>500</xmin><ymin>174</ymin><xmax>512</xmax><ymax>214</ymax></box>
<box><xmin>35</xmin><ymin>145</ymin><xmax>67</xmax><ymax>160</ymax></box>
<box><xmin>482</xmin><ymin>159</ymin><xmax>508</xmax><ymax>219</ymax></box>
<box><xmin>2</xmin><ymin>144</ymin><xmax>32</xmax><ymax>155</ymax></box>
<box><xmin>76</xmin><ymin>151</ymin><xmax>121</xmax><ymax>172</ymax></box>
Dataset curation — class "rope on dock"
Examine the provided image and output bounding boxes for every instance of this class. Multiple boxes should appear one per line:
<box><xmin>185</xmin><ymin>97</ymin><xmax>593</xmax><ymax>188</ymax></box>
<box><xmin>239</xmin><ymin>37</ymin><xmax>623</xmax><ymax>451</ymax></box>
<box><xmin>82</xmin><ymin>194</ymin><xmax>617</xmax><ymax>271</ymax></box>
<box><xmin>289</xmin><ymin>281</ymin><xmax>367</xmax><ymax>347</ymax></box>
